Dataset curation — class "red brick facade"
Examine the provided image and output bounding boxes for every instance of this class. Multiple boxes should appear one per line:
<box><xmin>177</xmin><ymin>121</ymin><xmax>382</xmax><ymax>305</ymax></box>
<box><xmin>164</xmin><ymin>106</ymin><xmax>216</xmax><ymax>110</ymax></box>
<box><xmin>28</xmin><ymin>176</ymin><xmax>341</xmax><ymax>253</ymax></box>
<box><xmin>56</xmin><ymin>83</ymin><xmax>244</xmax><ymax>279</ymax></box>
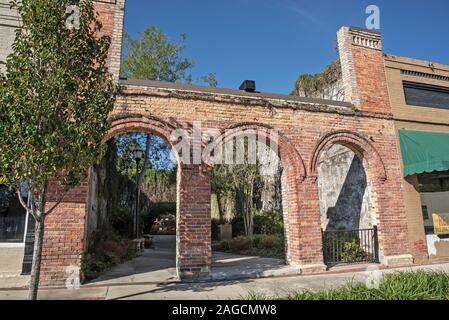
<box><xmin>39</xmin><ymin>6</ymin><xmax>414</xmax><ymax>285</ymax></box>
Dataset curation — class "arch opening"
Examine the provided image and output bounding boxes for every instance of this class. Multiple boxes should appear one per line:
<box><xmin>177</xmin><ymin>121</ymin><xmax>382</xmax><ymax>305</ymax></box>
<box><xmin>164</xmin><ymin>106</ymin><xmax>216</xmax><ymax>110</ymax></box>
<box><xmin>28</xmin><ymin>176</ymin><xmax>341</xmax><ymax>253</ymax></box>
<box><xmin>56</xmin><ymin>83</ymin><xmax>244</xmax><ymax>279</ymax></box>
<box><xmin>84</xmin><ymin>119</ymin><xmax>182</xmax><ymax>283</ymax></box>
<box><xmin>209</xmin><ymin>124</ymin><xmax>305</xmax><ymax>273</ymax></box>
<box><xmin>317</xmin><ymin>142</ymin><xmax>380</xmax><ymax>267</ymax></box>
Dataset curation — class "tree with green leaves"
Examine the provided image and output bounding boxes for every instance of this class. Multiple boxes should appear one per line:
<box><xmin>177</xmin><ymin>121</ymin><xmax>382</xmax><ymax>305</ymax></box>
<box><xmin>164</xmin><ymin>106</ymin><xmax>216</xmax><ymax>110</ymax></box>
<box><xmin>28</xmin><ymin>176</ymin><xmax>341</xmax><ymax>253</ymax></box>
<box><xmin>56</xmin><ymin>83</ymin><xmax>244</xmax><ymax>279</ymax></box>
<box><xmin>120</xmin><ymin>25</ymin><xmax>217</xmax><ymax>188</ymax></box>
<box><xmin>0</xmin><ymin>0</ymin><xmax>117</xmax><ymax>300</ymax></box>
<box><xmin>121</xmin><ymin>25</ymin><xmax>217</xmax><ymax>86</ymax></box>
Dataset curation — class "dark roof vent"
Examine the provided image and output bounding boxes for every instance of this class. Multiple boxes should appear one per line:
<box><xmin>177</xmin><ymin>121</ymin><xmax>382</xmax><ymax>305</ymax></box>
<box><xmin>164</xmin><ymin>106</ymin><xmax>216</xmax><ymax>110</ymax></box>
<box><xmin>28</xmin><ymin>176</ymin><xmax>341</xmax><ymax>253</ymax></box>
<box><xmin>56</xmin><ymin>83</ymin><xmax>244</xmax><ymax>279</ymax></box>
<box><xmin>239</xmin><ymin>80</ymin><xmax>256</xmax><ymax>92</ymax></box>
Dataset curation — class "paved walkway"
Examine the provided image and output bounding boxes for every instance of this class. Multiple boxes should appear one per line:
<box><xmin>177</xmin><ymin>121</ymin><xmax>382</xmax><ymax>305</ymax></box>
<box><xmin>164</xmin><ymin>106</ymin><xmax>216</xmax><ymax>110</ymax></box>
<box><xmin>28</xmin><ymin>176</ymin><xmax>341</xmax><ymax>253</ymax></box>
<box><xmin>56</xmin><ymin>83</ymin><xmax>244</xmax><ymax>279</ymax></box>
<box><xmin>2</xmin><ymin>262</ymin><xmax>449</xmax><ymax>300</ymax></box>
<box><xmin>87</xmin><ymin>235</ymin><xmax>300</xmax><ymax>286</ymax></box>
<box><xmin>2</xmin><ymin>236</ymin><xmax>449</xmax><ymax>300</ymax></box>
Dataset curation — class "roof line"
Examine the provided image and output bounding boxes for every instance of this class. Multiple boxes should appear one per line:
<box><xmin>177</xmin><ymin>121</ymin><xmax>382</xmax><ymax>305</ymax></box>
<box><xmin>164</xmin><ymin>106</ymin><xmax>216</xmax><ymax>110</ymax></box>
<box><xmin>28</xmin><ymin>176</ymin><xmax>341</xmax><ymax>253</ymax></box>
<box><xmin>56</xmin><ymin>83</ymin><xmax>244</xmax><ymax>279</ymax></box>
<box><xmin>119</xmin><ymin>79</ymin><xmax>353</xmax><ymax>108</ymax></box>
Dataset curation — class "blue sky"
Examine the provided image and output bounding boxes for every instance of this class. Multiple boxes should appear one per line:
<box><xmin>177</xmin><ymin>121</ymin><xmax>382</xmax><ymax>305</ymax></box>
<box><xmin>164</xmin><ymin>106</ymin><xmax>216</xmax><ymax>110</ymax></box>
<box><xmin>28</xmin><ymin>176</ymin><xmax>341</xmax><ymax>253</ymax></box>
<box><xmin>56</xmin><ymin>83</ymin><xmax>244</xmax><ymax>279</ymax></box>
<box><xmin>123</xmin><ymin>0</ymin><xmax>449</xmax><ymax>94</ymax></box>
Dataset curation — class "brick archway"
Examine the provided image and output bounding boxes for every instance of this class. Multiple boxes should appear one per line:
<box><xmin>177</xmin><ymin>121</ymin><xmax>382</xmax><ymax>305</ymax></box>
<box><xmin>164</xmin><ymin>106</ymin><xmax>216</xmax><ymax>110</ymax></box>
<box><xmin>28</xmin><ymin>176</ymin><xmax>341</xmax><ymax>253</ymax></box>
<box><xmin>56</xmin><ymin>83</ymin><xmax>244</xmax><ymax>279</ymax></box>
<box><xmin>106</xmin><ymin>114</ymin><xmax>212</xmax><ymax>280</ymax></box>
<box><xmin>309</xmin><ymin>130</ymin><xmax>387</xmax><ymax>182</ymax></box>
<box><xmin>213</xmin><ymin>122</ymin><xmax>307</xmax><ymax>265</ymax></box>
<box><xmin>309</xmin><ymin>130</ymin><xmax>392</xmax><ymax>264</ymax></box>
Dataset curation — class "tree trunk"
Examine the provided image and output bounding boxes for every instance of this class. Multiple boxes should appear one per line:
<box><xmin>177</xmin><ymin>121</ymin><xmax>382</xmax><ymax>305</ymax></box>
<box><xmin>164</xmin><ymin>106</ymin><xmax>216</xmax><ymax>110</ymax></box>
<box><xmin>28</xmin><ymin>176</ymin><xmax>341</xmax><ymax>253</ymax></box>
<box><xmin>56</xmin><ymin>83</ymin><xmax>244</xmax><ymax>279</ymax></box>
<box><xmin>216</xmin><ymin>192</ymin><xmax>225</xmax><ymax>224</ymax></box>
<box><xmin>28</xmin><ymin>216</ymin><xmax>44</xmax><ymax>300</ymax></box>
<box><xmin>28</xmin><ymin>185</ymin><xmax>47</xmax><ymax>300</ymax></box>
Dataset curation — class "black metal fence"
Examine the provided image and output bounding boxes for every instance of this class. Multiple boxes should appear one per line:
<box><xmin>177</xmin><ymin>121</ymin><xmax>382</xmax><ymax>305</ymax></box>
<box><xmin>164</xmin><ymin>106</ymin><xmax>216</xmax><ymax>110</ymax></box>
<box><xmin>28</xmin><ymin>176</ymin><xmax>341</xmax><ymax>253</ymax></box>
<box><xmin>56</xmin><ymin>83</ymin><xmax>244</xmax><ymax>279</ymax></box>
<box><xmin>322</xmin><ymin>226</ymin><xmax>379</xmax><ymax>266</ymax></box>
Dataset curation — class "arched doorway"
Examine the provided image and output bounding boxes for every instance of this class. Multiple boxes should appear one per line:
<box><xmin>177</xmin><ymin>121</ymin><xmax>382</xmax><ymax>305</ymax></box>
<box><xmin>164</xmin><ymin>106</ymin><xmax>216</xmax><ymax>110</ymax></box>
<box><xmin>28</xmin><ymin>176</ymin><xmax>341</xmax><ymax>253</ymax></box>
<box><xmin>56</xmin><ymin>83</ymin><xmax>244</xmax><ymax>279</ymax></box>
<box><xmin>310</xmin><ymin>131</ymin><xmax>385</xmax><ymax>267</ymax></box>
<box><xmin>83</xmin><ymin>115</ymin><xmax>213</xmax><ymax>282</ymax></box>
<box><xmin>207</xmin><ymin>124</ymin><xmax>306</xmax><ymax>276</ymax></box>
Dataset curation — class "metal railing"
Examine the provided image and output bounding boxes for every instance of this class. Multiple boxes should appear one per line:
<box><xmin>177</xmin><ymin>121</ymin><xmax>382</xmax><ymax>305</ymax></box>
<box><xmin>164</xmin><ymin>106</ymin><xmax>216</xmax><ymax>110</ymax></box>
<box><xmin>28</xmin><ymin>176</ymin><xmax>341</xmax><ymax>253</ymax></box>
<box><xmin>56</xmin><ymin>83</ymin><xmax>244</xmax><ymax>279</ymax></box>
<box><xmin>322</xmin><ymin>226</ymin><xmax>379</xmax><ymax>266</ymax></box>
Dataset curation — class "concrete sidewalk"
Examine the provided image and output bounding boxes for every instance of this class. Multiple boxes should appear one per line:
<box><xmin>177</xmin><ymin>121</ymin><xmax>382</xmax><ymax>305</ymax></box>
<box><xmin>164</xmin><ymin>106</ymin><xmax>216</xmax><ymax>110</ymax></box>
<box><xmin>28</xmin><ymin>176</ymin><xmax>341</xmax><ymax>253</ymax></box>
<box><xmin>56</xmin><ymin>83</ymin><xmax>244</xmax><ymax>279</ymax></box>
<box><xmin>1</xmin><ymin>262</ymin><xmax>449</xmax><ymax>300</ymax></box>
<box><xmin>85</xmin><ymin>235</ymin><xmax>300</xmax><ymax>286</ymax></box>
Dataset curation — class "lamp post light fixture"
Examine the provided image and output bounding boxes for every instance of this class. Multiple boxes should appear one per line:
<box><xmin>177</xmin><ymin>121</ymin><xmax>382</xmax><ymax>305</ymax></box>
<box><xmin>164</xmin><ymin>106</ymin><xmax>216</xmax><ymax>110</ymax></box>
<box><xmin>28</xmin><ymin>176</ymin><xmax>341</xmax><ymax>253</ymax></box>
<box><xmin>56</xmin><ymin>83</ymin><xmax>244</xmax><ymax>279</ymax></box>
<box><xmin>132</xmin><ymin>148</ymin><xmax>145</xmax><ymax>239</ymax></box>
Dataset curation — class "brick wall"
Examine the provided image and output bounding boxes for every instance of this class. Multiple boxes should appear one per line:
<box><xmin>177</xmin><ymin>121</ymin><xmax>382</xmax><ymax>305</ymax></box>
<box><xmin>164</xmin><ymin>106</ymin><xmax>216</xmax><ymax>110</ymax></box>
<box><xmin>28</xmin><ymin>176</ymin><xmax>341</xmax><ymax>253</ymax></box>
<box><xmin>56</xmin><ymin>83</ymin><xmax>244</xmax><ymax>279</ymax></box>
<box><xmin>41</xmin><ymin>180</ymin><xmax>89</xmax><ymax>286</ymax></box>
<box><xmin>39</xmin><ymin>19</ymin><xmax>414</xmax><ymax>284</ymax></box>
<box><xmin>109</xmin><ymin>80</ymin><xmax>412</xmax><ymax>272</ymax></box>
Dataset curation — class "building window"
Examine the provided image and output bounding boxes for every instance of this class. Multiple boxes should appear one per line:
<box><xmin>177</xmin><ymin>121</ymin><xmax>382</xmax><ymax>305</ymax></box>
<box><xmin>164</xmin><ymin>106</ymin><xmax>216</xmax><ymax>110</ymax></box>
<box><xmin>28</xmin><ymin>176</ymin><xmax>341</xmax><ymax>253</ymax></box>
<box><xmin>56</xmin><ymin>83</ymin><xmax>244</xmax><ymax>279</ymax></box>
<box><xmin>0</xmin><ymin>185</ymin><xmax>27</xmax><ymax>243</ymax></box>
<box><xmin>418</xmin><ymin>170</ymin><xmax>449</xmax><ymax>236</ymax></box>
<box><xmin>403</xmin><ymin>81</ymin><xmax>449</xmax><ymax>110</ymax></box>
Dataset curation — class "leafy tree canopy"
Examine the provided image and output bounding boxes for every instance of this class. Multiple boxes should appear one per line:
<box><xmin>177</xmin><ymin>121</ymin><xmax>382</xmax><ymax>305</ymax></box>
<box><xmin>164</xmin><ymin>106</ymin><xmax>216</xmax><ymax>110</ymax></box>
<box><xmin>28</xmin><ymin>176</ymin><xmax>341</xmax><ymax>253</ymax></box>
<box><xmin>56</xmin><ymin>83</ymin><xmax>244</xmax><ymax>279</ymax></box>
<box><xmin>121</xmin><ymin>25</ymin><xmax>217</xmax><ymax>87</ymax></box>
<box><xmin>0</xmin><ymin>0</ymin><xmax>117</xmax><ymax>193</ymax></box>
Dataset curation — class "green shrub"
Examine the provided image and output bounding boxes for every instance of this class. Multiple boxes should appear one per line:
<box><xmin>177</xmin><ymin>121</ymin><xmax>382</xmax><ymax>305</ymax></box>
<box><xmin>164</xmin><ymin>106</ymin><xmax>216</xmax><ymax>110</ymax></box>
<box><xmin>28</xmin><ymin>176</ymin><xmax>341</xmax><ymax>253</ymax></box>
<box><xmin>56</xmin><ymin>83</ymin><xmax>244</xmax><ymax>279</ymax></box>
<box><xmin>109</xmin><ymin>207</ymin><xmax>134</xmax><ymax>238</ymax></box>
<box><xmin>219</xmin><ymin>240</ymin><xmax>231</xmax><ymax>251</ymax></box>
<box><xmin>341</xmin><ymin>239</ymin><xmax>366</xmax><ymax>263</ymax></box>
<box><xmin>232</xmin><ymin>210</ymin><xmax>284</xmax><ymax>237</ymax></box>
<box><xmin>253</xmin><ymin>210</ymin><xmax>284</xmax><ymax>235</ymax></box>
<box><xmin>231</xmin><ymin>216</ymin><xmax>245</xmax><ymax>237</ymax></box>
<box><xmin>261</xmin><ymin>271</ymin><xmax>449</xmax><ymax>300</ymax></box>
<box><xmin>142</xmin><ymin>202</ymin><xmax>176</xmax><ymax>234</ymax></box>
<box><xmin>216</xmin><ymin>234</ymin><xmax>285</xmax><ymax>259</ymax></box>
<box><xmin>82</xmin><ymin>228</ymin><xmax>136</xmax><ymax>281</ymax></box>
<box><xmin>230</xmin><ymin>236</ymin><xmax>253</xmax><ymax>251</ymax></box>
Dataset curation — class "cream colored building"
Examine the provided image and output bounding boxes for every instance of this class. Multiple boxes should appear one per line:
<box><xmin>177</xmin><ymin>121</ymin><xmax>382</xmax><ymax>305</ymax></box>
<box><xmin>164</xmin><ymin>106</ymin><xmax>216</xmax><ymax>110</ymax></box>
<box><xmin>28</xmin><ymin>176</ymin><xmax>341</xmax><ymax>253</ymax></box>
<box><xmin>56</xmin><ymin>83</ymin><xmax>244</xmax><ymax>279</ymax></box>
<box><xmin>385</xmin><ymin>54</ymin><xmax>449</xmax><ymax>263</ymax></box>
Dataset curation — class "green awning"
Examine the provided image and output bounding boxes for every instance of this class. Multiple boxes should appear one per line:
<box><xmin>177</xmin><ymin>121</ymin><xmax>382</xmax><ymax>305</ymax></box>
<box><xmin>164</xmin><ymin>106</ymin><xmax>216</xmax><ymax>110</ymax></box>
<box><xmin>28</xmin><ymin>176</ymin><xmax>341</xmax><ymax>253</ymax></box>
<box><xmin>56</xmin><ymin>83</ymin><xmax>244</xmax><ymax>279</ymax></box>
<box><xmin>398</xmin><ymin>129</ymin><xmax>449</xmax><ymax>177</ymax></box>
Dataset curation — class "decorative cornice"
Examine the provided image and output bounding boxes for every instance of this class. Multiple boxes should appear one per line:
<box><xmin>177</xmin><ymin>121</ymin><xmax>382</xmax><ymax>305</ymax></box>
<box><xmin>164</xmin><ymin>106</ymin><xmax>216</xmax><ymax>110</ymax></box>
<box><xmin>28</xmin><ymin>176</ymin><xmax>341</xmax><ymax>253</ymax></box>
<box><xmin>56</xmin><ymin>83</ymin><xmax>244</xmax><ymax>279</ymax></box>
<box><xmin>349</xmin><ymin>27</ymin><xmax>382</xmax><ymax>51</ymax></box>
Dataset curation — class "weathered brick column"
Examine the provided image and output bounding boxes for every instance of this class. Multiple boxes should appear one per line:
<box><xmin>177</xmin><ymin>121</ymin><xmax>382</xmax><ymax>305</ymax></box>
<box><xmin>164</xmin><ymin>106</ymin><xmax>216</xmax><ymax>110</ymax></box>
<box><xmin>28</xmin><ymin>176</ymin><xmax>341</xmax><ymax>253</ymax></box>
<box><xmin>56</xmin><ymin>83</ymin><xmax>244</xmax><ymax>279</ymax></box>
<box><xmin>295</xmin><ymin>176</ymin><xmax>327</xmax><ymax>273</ymax></box>
<box><xmin>40</xmin><ymin>180</ymin><xmax>89</xmax><ymax>286</ymax></box>
<box><xmin>176</xmin><ymin>164</ymin><xmax>212</xmax><ymax>280</ymax></box>
<box><xmin>337</xmin><ymin>26</ymin><xmax>413</xmax><ymax>266</ymax></box>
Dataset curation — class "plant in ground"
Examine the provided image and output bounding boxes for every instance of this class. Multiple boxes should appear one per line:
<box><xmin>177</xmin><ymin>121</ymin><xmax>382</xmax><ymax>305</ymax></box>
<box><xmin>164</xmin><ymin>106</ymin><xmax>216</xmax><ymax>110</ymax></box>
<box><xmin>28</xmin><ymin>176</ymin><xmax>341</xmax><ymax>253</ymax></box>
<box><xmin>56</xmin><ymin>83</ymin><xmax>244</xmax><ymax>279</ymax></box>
<box><xmin>246</xmin><ymin>271</ymin><xmax>449</xmax><ymax>300</ymax></box>
<box><xmin>341</xmin><ymin>239</ymin><xmax>366</xmax><ymax>263</ymax></box>
<box><xmin>82</xmin><ymin>228</ymin><xmax>136</xmax><ymax>281</ymax></box>
<box><xmin>215</xmin><ymin>234</ymin><xmax>285</xmax><ymax>259</ymax></box>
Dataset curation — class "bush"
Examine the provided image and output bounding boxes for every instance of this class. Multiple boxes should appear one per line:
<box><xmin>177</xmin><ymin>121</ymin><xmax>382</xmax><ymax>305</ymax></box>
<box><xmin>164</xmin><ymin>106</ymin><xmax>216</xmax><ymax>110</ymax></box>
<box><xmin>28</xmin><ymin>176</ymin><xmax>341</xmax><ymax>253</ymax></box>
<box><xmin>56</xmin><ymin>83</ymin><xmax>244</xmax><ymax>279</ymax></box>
<box><xmin>109</xmin><ymin>207</ymin><xmax>134</xmax><ymax>238</ymax></box>
<box><xmin>216</xmin><ymin>234</ymin><xmax>285</xmax><ymax>259</ymax></box>
<box><xmin>253</xmin><ymin>271</ymin><xmax>449</xmax><ymax>300</ymax></box>
<box><xmin>82</xmin><ymin>228</ymin><xmax>136</xmax><ymax>281</ymax></box>
<box><xmin>341</xmin><ymin>239</ymin><xmax>366</xmax><ymax>263</ymax></box>
<box><xmin>231</xmin><ymin>216</ymin><xmax>245</xmax><ymax>237</ymax></box>
<box><xmin>254</xmin><ymin>210</ymin><xmax>284</xmax><ymax>235</ymax></box>
<box><xmin>230</xmin><ymin>236</ymin><xmax>253</xmax><ymax>251</ymax></box>
<box><xmin>232</xmin><ymin>210</ymin><xmax>284</xmax><ymax>237</ymax></box>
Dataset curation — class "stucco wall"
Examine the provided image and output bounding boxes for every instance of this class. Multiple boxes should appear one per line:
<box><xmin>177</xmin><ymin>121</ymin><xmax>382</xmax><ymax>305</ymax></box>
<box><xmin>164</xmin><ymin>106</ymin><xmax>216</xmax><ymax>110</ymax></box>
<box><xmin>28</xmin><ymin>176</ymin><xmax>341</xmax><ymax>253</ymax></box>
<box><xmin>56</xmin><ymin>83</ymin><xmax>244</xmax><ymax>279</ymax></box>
<box><xmin>318</xmin><ymin>144</ymin><xmax>373</xmax><ymax>231</ymax></box>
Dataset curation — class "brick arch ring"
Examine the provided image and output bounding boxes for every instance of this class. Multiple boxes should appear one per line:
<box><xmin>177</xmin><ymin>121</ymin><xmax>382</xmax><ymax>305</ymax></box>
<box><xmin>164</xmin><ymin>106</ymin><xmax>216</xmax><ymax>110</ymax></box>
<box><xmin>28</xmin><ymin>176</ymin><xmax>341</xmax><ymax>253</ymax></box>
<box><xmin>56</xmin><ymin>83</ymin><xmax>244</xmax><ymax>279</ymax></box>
<box><xmin>210</xmin><ymin>122</ymin><xmax>307</xmax><ymax>183</ymax></box>
<box><xmin>309</xmin><ymin>130</ymin><xmax>388</xmax><ymax>183</ymax></box>
<box><xmin>105</xmin><ymin>113</ymin><xmax>182</xmax><ymax>164</ymax></box>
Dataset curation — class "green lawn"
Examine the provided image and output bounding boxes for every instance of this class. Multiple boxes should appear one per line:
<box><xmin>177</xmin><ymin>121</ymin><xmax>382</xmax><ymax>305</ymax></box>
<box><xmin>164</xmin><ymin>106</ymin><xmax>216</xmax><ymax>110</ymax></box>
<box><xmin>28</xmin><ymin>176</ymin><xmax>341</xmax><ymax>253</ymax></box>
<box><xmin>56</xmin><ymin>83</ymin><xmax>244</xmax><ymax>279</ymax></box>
<box><xmin>247</xmin><ymin>271</ymin><xmax>449</xmax><ymax>300</ymax></box>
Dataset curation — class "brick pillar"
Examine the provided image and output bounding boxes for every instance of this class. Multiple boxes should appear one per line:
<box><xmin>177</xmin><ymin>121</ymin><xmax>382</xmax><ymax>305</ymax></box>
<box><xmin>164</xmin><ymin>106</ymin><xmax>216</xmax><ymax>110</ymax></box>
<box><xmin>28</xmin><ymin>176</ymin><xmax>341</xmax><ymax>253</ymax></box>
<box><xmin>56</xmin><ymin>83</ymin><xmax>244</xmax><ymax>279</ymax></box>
<box><xmin>337</xmin><ymin>26</ymin><xmax>391</xmax><ymax>114</ymax></box>
<box><xmin>337</xmin><ymin>26</ymin><xmax>413</xmax><ymax>267</ymax></box>
<box><xmin>94</xmin><ymin>0</ymin><xmax>126</xmax><ymax>81</ymax></box>
<box><xmin>40</xmin><ymin>180</ymin><xmax>89</xmax><ymax>286</ymax></box>
<box><xmin>293</xmin><ymin>176</ymin><xmax>326</xmax><ymax>274</ymax></box>
<box><xmin>176</xmin><ymin>164</ymin><xmax>212</xmax><ymax>280</ymax></box>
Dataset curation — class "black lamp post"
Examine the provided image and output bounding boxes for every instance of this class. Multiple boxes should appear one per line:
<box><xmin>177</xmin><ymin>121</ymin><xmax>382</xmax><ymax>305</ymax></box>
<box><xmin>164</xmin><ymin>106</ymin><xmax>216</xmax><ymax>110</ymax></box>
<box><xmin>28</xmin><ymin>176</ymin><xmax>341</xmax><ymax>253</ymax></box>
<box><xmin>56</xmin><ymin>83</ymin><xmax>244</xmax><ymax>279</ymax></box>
<box><xmin>132</xmin><ymin>148</ymin><xmax>144</xmax><ymax>239</ymax></box>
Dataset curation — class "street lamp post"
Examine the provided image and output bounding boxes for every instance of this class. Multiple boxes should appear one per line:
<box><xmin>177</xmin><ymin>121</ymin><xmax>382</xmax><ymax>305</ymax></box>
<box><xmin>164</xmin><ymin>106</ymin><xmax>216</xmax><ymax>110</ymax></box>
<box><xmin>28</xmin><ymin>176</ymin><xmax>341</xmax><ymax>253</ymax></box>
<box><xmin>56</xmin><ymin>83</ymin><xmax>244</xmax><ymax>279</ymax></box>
<box><xmin>132</xmin><ymin>149</ymin><xmax>144</xmax><ymax>239</ymax></box>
